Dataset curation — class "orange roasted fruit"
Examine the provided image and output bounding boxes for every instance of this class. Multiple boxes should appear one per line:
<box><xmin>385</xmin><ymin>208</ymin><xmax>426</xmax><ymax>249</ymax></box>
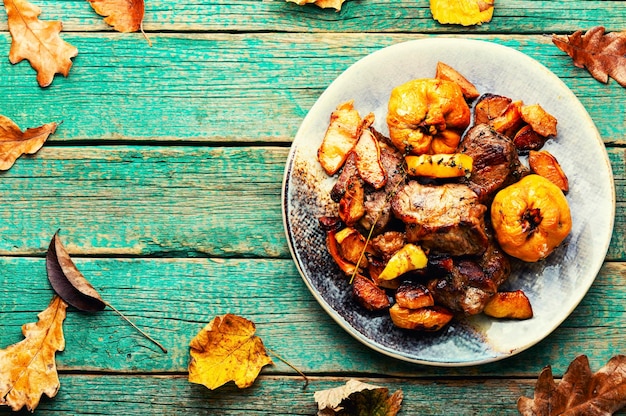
<box><xmin>491</xmin><ymin>174</ymin><xmax>572</xmax><ymax>262</ymax></box>
<box><xmin>387</xmin><ymin>78</ymin><xmax>471</xmax><ymax>155</ymax></box>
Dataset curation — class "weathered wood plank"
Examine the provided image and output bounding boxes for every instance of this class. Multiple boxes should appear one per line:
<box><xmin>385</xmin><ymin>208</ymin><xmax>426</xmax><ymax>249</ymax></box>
<box><xmin>1</xmin><ymin>257</ymin><xmax>624</xmax><ymax>378</ymax></box>
<box><xmin>0</xmin><ymin>146</ymin><xmax>623</xmax><ymax>259</ymax></box>
<box><xmin>0</xmin><ymin>33</ymin><xmax>624</xmax><ymax>145</ymax></box>
<box><xmin>1</xmin><ymin>374</ymin><xmax>625</xmax><ymax>416</ymax></box>
<box><xmin>0</xmin><ymin>0</ymin><xmax>624</xmax><ymax>33</ymax></box>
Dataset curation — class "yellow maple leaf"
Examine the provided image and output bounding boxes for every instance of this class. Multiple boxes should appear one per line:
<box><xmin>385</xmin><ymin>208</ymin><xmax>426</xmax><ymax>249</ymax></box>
<box><xmin>430</xmin><ymin>0</ymin><xmax>495</xmax><ymax>26</ymax></box>
<box><xmin>0</xmin><ymin>296</ymin><xmax>68</xmax><ymax>412</ymax></box>
<box><xmin>188</xmin><ymin>314</ymin><xmax>273</xmax><ymax>390</ymax></box>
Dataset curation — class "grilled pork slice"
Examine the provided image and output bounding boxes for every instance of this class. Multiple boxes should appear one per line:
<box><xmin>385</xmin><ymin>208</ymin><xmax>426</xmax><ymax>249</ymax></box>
<box><xmin>459</xmin><ymin>124</ymin><xmax>528</xmax><ymax>203</ymax></box>
<box><xmin>427</xmin><ymin>240</ymin><xmax>511</xmax><ymax>315</ymax></box>
<box><xmin>391</xmin><ymin>181</ymin><xmax>488</xmax><ymax>256</ymax></box>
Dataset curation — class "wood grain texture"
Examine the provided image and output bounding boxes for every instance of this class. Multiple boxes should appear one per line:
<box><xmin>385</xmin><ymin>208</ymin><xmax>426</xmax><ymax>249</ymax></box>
<box><xmin>0</xmin><ymin>1</ymin><xmax>624</xmax><ymax>414</ymax></box>
<box><xmin>0</xmin><ymin>33</ymin><xmax>624</xmax><ymax>145</ymax></box>
<box><xmin>0</xmin><ymin>146</ymin><xmax>623</xmax><ymax>259</ymax></box>
<box><xmin>1</xmin><ymin>257</ymin><xmax>624</xmax><ymax>378</ymax></box>
<box><xmin>0</xmin><ymin>375</ymin><xmax>625</xmax><ymax>415</ymax></box>
<box><xmin>0</xmin><ymin>0</ymin><xmax>624</xmax><ymax>33</ymax></box>
<box><xmin>0</xmin><ymin>375</ymin><xmax>534</xmax><ymax>416</ymax></box>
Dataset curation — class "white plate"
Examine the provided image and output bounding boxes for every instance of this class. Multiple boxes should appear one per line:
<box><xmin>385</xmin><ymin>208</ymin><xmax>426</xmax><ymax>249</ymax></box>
<box><xmin>282</xmin><ymin>38</ymin><xmax>615</xmax><ymax>366</ymax></box>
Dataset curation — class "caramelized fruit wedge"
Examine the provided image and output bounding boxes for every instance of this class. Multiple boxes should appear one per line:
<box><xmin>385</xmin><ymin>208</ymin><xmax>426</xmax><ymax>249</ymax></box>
<box><xmin>352</xmin><ymin>274</ymin><xmax>390</xmax><ymax>311</ymax></box>
<box><xmin>389</xmin><ymin>304</ymin><xmax>453</xmax><ymax>331</ymax></box>
<box><xmin>395</xmin><ymin>282</ymin><xmax>435</xmax><ymax>309</ymax></box>
<box><xmin>483</xmin><ymin>290</ymin><xmax>533</xmax><ymax>319</ymax></box>
<box><xmin>435</xmin><ymin>61</ymin><xmax>480</xmax><ymax>101</ymax></box>
<box><xmin>528</xmin><ymin>150</ymin><xmax>569</xmax><ymax>192</ymax></box>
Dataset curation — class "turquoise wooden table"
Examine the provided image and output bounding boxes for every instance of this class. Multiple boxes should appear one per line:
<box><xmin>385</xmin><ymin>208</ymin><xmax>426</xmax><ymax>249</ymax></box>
<box><xmin>0</xmin><ymin>1</ymin><xmax>625</xmax><ymax>414</ymax></box>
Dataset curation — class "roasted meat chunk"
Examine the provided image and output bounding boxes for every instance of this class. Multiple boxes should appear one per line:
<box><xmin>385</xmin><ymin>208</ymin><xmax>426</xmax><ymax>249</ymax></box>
<box><xmin>459</xmin><ymin>124</ymin><xmax>529</xmax><ymax>203</ymax></box>
<box><xmin>391</xmin><ymin>181</ymin><xmax>488</xmax><ymax>256</ymax></box>
<box><xmin>427</xmin><ymin>240</ymin><xmax>511</xmax><ymax>315</ymax></box>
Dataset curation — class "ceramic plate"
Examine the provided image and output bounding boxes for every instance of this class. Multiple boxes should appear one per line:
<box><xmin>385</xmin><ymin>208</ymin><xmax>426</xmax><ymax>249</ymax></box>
<box><xmin>282</xmin><ymin>38</ymin><xmax>615</xmax><ymax>366</ymax></box>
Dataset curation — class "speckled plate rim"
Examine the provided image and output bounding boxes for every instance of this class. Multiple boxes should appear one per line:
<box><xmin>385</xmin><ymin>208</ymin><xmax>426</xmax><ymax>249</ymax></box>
<box><xmin>281</xmin><ymin>38</ymin><xmax>615</xmax><ymax>366</ymax></box>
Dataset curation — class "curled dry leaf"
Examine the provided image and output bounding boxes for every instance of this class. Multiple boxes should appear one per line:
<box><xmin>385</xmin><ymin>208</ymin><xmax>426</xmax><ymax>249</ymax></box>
<box><xmin>518</xmin><ymin>355</ymin><xmax>626</xmax><ymax>415</ymax></box>
<box><xmin>430</xmin><ymin>0</ymin><xmax>495</xmax><ymax>26</ymax></box>
<box><xmin>314</xmin><ymin>379</ymin><xmax>403</xmax><ymax>416</ymax></box>
<box><xmin>87</xmin><ymin>0</ymin><xmax>145</xmax><ymax>33</ymax></box>
<box><xmin>188</xmin><ymin>314</ymin><xmax>273</xmax><ymax>390</ymax></box>
<box><xmin>0</xmin><ymin>115</ymin><xmax>56</xmax><ymax>170</ymax></box>
<box><xmin>286</xmin><ymin>0</ymin><xmax>347</xmax><ymax>12</ymax></box>
<box><xmin>46</xmin><ymin>230</ymin><xmax>167</xmax><ymax>353</ymax></box>
<box><xmin>47</xmin><ymin>230</ymin><xmax>107</xmax><ymax>312</ymax></box>
<box><xmin>552</xmin><ymin>26</ymin><xmax>626</xmax><ymax>88</ymax></box>
<box><xmin>3</xmin><ymin>0</ymin><xmax>78</xmax><ymax>87</ymax></box>
<box><xmin>0</xmin><ymin>296</ymin><xmax>67</xmax><ymax>412</ymax></box>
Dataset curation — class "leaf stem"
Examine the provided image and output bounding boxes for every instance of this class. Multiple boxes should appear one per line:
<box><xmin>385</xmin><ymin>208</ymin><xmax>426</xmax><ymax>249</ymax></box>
<box><xmin>104</xmin><ymin>301</ymin><xmax>167</xmax><ymax>353</ymax></box>
<box><xmin>267</xmin><ymin>348</ymin><xmax>309</xmax><ymax>390</ymax></box>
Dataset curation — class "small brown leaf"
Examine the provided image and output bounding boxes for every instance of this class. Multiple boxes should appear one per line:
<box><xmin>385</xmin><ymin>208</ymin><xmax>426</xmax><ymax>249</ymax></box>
<box><xmin>87</xmin><ymin>0</ymin><xmax>145</xmax><ymax>33</ymax></box>
<box><xmin>0</xmin><ymin>296</ymin><xmax>67</xmax><ymax>412</ymax></box>
<box><xmin>3</xmin><ymin>0</ymin><xmax>78</xmax><ymax>87</ymax></box>
<box><xmin>46</xmin><ymin>230</ymin><xmax>106</xmax><ymax>312</ymax></box>
<box><xmin>46</xmin><ymin>231</ymin><xmax>167</xmax><ymax>353</ymax></box>
<box><xmin>552</xmin><ymin>26</ymin><xmax>626</xmax><ymax>87</ymax></box>
<box><xmin>188</xmin><ymin>314</ymin><xmax>273</xmax><ymax>390</ymax></box>
<box><xmin>0</xmin><ymin>115</ymin><xmax>56</xmax><ymax>170</ymax></box>
<box><xmin>518</xmin><ymin>355</ymin><xmax>626</xmax><ymax>415</ymax></box>
<box><xmin>314</xmin><ymin>379</ymin><xmax>403</xmax><ymax>416</ymax></box>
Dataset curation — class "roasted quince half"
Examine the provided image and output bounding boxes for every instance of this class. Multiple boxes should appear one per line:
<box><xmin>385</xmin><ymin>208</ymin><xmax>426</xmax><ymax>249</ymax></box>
<box><xmin>387</xmin><ymin>78</ymin><xmax>471</xmax><ymax>155</ymax></box>
<box><xmin>491</xmin><ymin>174</ymin><xmax>572</xmax><ymax>262</ymax></box>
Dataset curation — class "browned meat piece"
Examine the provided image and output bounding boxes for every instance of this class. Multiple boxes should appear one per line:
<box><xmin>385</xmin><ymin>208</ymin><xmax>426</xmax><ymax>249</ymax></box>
<box><xmin>391</xmin><ymin>181</ymin><xmax>488</xmax><ymax>256</ymax></box>
<box><xmin>427</xmin><ymin>240</ymin><xmax>511</xmax><ymax>315</ymax></box>
<box><xmin>459</xmin><ymin>124</ymin><xmax>529</xmax><ymax>203</ymax></box>
<box><xmin>370</xmin><ymin>231</ymin><xmax>406</xmax><ymax>260</ymax></box>
<box><xmin>359</xmin><ymin>131</ymin><xmax>405</xmax><ymax>234</ymax></box>
<box><xmin>352</xmin><ymin>274</ymin><xmax>390</xmax><ymax>311</ymax></box>
<box><xmin>330</xmin><ymin>151</ymin><xmax>359</xmax><ymax>202</ymax></box>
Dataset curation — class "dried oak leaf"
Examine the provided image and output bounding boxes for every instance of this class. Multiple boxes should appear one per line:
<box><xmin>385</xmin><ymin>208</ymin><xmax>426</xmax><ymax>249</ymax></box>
<box><xmin>430</xmin><ymin>0</ymin><xmax>495</xmax><ymax>26</ymax></box>
<box><xmin>0</xmin><ymin>114</ymin><xmax>57</xmax><ymax>171</ymax></box>
<box><xmin>315</xmin><ymin>379</ymin><xmax>403</xmax><ymax>416</ymax></box>
<box><xmin>3</xmin><ymin>0</ymin><xmax>78</xmax><ymax>87</ymax></box>
<box><xmin>0</xmin><ymin>296</ymin><xmax>67</xmax><ymax>412</ymax></box>
<box><xmin>286</xmin><ymin>0</ymin><xmax>346</xmax><ymax>12</ymax></box>
<box><xmin>552</xmin><ymin>26</ymin><xmax>626</xmax><ymax>88</ymax></box>
<box><xmin>518</xmin><ymin>355</ymin><xmax>626</xmax><ymax>415</ymax></box>
<box><xmin>87</xmin><ymin>0</ymin><xmax>145</xmax><ymax>33</ymax></box>
<box><xmin>188</xmin><ymin>314</ymin><xmax>273</xmax><ymax>390</ymax></box>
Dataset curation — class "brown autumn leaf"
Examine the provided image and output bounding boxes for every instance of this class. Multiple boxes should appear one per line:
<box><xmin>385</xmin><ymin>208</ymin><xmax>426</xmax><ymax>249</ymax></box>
<box><xmin>3</xmin><ymin>0</ymin><xmax>78</xmax><ymax>87</ymax></box>
<box><xmin>430</xmin><ymin>0</ymin><xmax>495</xmax><ymax>26</ymax></box>
<box><xmin>46</xmin><ymin>230</ymin><xmax>107</xmax><ymax>312</ymax></box>
<box><xmin>45</xmin><ymin>230</ymin><xmax>168</xmax><ymax>353</ymax></box>
<box><xmin>518</xmin><ymin>355</ymin><xmax>626</xmax><ymax>415</ymax></box>
<box><xmin>0</xmin><ymin>114</ymin><xmax>57</xmax><ymax>171</ymax></box>
<box><xmin>552</xmin><ymin>26</ymin><xmax>626</xmax><ymax>88</ymax></box>
<box><xmin>0</xmin><ymin>296</ymin><xmax>67</xmax><ymax>412</ymax></box>
<box><xmin>87</xmin><ymin>0</ymin><xmax>145</xmax><ymax>33</ymax></box>
<box><xmin>188</xmin><ymin>314</ymin><xmax>273</xmax><ymax>390</ymax></box>
<box><xmin>286</xmin><ymin>0</ymin><xmax>346</xmax><ymax>12</ymax></box>
<box><xmin>314</xmin><ymin>379</ymin><xmax>403</xmax><ymax>416</ymax></box>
